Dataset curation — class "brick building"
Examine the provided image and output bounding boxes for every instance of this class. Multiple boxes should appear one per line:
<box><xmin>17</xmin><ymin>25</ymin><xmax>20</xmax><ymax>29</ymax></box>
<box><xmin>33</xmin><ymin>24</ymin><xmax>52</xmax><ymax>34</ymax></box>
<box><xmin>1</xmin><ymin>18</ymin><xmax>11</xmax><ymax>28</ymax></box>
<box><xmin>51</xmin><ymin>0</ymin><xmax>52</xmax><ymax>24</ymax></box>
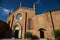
<box><xmin>7</xmin><ymin>2</ymin><xmax>60</xmax><ymax>40</ymax></box>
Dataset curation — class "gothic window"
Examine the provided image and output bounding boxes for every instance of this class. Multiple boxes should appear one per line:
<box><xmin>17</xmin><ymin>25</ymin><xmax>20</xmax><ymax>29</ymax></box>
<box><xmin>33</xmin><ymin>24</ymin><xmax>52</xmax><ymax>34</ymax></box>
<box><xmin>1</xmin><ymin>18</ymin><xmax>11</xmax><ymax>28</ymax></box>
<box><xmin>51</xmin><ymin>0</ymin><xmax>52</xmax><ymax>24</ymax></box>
<box><xmin>28</xmin><ymin>18</ymin><xmax>32</xmax><ymax>30</ymax></box>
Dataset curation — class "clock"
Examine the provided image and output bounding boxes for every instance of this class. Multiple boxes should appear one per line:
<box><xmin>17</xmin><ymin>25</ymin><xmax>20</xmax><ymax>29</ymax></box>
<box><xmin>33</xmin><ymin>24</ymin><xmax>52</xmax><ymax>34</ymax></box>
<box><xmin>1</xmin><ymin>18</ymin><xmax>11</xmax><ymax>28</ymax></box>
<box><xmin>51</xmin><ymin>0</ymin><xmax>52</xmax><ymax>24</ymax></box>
<box><xmin>16</xmin><ymin>13</ymin><xmax>22</xmax><ymax>21</ymax></box>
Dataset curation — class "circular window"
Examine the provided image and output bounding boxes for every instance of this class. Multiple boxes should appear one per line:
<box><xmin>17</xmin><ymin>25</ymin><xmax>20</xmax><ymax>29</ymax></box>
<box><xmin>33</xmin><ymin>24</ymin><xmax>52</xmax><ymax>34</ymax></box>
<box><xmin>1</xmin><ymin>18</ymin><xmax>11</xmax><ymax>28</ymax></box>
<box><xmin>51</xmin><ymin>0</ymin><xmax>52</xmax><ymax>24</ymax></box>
<box><xmin>16</xmin><ymin>13</ymin><xmax>22</xmax><ymax>20</ymax></box>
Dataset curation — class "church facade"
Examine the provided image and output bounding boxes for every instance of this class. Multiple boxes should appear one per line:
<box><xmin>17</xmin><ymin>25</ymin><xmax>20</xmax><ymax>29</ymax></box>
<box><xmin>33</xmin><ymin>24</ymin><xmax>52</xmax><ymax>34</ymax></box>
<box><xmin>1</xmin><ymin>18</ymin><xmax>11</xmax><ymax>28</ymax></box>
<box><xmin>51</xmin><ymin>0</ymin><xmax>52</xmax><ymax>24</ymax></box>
<box><xmin>7</xmin><ymin>2</ymin><xmax>60</xmax><ymax>40</ymax></box>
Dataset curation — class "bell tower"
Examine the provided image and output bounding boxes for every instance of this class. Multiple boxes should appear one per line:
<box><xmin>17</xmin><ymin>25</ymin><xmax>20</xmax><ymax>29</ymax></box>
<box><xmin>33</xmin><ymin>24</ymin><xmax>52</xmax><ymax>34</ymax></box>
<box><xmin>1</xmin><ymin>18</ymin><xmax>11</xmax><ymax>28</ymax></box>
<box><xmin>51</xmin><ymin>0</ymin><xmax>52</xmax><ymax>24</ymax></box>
<box><xmin>33</xmin><ymin>3</ymin><xmax>36</xmax><ymax>9</ymax></box>
<box><xmin>20</xmin><ymin>0</ymin><xmax>22</xmax><ymax>8</ymax></box>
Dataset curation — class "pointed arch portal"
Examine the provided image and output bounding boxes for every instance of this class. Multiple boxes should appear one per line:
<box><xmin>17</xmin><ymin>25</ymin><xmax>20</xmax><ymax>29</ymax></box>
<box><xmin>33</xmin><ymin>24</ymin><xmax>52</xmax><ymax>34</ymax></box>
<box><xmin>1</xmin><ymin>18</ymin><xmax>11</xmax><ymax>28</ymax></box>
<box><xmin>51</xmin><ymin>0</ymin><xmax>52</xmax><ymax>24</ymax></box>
<box><xmin>13</xmin><ymin>23</ymin><xmax>22</xmax><ymax>39</ymax></box>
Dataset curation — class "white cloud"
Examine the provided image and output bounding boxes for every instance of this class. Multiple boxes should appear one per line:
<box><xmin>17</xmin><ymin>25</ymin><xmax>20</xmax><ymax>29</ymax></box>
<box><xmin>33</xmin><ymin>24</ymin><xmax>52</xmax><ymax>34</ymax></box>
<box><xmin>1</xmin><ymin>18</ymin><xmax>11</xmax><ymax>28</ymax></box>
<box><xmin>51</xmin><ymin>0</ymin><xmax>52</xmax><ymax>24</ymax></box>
<box><xmin>0</xmin><ymin>7</ymin><xmax>14</xmax><ymax>16</ymax></box>
<box><xmin>3</xmin><ymin>8</ymin><xmax>10</xmax><ymax>15</ymax></box>
<box><xmin>3</xmin><ymin>9</ymin><xmax>10</xmax><ymax>12</ymax></box>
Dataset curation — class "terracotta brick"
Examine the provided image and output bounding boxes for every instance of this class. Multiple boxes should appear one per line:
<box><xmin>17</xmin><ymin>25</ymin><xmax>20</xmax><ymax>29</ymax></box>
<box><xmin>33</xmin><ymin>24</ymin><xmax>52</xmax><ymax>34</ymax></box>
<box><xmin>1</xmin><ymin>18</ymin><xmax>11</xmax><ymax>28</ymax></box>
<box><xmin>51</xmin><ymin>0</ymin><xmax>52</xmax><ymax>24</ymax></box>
<box><xmin>7</xmin><ymin>7</ymin><xmax>60</xmax><ymax>40</ymax></box>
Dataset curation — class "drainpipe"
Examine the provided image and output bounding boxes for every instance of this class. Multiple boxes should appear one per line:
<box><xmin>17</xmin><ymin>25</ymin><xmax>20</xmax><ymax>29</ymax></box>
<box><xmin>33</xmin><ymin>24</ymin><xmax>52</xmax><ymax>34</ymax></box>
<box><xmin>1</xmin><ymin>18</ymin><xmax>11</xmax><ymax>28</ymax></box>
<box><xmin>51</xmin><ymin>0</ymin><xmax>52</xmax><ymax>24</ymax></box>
<box><xmin>50</xmin><ymin>11</ymin><xmax>55</xmax><ymax>39</ymax></box>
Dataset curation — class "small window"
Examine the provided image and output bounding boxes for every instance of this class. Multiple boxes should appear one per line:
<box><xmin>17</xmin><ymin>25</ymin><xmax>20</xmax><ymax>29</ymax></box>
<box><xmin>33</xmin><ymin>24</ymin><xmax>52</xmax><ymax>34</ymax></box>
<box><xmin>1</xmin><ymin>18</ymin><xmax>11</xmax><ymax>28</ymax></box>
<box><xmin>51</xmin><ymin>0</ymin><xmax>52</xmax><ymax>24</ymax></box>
<box><xmin>28</xmin><ymin>18</ymin><xmax>32</xmax><ymax>30</ymax></box>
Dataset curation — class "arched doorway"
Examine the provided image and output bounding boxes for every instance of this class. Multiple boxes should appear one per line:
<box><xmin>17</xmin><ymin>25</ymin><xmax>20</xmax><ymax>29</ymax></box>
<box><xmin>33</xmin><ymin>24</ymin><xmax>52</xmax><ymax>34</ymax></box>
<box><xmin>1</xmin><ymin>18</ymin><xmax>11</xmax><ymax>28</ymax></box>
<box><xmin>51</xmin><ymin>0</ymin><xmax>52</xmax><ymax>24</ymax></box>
<box><xmin>13</xmin><ymin>23</ymin><xmax>22</xmax><ymax>39</ymax></box>
<box><xmin>39</xmin><ymin>28</ymin><xmax>46</xmax><ymax>38</ymax></box>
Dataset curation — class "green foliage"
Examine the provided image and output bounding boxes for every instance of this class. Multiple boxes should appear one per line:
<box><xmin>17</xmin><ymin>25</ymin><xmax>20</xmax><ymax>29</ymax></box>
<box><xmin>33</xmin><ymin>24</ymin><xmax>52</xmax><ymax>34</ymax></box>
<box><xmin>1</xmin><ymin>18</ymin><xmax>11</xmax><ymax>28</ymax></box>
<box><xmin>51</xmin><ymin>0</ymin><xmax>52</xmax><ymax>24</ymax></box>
<box><xmin>24</xmin><ymin>32</ymin><xmax>32</xmax><ymax>38</ymax></box>
<box><xmin>55</xmin><ymin>30</ymin><xmax>60</xmax><ymax>38</ymax></box>
<box><xmin>55</xmin><ymin>30</ymin><xmax>60</xmax><ymax>40</ymax></box>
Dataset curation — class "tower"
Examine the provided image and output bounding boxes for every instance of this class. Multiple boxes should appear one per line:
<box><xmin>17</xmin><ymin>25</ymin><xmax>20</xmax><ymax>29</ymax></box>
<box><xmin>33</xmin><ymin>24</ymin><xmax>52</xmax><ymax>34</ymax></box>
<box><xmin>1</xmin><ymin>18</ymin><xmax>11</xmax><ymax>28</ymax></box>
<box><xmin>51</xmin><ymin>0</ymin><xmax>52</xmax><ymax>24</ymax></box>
<box><xmin>20</xmin><ymin>0</ymin><xmax>22</xmax><ymax>8</ymax></box>
<box><xmin>33</xmin><ymin>3</ymin><xmax>36</xmax><ymax>9</ymax></box>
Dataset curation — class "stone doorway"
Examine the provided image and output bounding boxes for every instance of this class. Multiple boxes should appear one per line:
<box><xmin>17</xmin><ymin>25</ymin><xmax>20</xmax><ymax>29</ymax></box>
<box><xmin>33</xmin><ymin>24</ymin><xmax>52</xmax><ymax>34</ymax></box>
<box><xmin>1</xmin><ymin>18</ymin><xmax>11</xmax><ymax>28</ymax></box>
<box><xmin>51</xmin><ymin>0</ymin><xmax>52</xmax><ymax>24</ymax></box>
<box><xmin>39</xmin><ymin>28</ymin><xmax>46</xmax><ymax>38</ymax></box>
<box><xmin>40</xmin><ymin>30</ymin><xmax>44</xmax><ymax>38</ymax></box>
<box><xmin>15</xmin><ymin>30</ymin><xmax>19</xmax><ymax>38</ymax></box>
<box><xmin>13</xmin><ymin>23</ymin><xmax>22</xmax><ymax>39</ymax></box>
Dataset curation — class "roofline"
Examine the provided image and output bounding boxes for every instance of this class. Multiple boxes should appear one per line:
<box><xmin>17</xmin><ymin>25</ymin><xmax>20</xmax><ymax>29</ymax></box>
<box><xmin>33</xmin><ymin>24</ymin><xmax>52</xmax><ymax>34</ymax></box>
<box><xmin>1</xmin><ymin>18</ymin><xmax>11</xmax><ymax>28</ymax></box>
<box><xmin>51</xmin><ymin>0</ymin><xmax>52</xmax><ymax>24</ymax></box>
<box><xmin>8</xmin><ymin>7</ymin><xmax>35</xmax><ymax>17</ymax></box>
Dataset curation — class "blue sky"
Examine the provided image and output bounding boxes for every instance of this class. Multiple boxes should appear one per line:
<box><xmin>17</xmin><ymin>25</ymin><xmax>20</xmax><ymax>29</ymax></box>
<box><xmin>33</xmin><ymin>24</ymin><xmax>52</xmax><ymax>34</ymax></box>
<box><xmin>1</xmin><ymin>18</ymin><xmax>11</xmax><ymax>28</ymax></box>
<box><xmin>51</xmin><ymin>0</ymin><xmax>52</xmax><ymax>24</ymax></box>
<box><xmin>0</xmin><ymin>0</ymin><xmax>20</xmax><ymax>22</ymax></box>
<box><xmin>0</xmin><ymin>0</ymin><xmax>35</xmax><ymax>22</ymax></box>
<box><xmin>0</xmin><ymin>0</ymin><xmax>60</xmax><ymax>22</ymax></box>
<box><xmin>36</xmin><ymin>0</ymin><xmax>60</xmax><ymax>14</ymax></box>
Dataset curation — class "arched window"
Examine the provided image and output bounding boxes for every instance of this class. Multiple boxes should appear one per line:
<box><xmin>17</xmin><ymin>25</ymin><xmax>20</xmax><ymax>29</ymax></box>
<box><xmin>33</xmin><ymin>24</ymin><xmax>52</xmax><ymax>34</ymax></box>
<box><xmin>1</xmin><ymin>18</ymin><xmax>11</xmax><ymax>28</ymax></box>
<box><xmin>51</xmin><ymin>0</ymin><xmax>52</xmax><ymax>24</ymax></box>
<box><xmin>28</xmin><ymin>18</ymin><xmax>32</xmax><ymax>30</ymax></box>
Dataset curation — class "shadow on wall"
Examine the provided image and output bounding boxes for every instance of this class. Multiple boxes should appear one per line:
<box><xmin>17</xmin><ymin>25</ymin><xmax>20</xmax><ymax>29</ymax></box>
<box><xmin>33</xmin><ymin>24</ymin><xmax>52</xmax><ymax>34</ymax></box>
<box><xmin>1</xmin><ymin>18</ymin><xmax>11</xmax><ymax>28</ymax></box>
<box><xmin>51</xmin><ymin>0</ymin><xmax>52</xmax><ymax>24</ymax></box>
<box><xmin>31</xmin><ymin>35</ymin><xmax>39</xmax><ymax>40</ymax></box>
